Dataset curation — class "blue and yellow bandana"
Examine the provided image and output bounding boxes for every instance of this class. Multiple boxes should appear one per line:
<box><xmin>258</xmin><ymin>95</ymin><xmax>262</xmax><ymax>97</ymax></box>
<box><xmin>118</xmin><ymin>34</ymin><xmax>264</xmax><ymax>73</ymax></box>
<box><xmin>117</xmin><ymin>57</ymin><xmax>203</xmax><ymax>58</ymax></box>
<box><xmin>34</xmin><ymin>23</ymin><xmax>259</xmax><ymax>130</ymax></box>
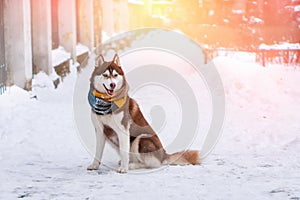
<box><xmin>88</xmin><ymin>89</ymin><xmax>127</xmax><ymax>115</ymax></box>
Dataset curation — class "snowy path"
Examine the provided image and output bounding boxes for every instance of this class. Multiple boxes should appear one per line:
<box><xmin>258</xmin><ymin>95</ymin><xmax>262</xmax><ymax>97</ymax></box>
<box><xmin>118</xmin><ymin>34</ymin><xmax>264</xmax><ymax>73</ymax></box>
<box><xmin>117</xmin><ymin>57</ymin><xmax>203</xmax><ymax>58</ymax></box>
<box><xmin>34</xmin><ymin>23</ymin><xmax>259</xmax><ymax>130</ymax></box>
<box><xmin>0</xmin><ymin>57</ymin><xmax>300</xmax><ymax>200</ymax></box>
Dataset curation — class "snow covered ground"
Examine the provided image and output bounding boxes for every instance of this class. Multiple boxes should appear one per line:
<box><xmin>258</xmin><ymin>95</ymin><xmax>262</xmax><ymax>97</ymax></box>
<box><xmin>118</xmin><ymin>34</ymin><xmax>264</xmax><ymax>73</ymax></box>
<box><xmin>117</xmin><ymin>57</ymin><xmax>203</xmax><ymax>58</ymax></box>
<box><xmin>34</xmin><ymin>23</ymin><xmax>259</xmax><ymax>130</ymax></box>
<box><xmin>0</xmin><ymin>55</ymin><xmax>299</xmax><ymax>199</ymax></box>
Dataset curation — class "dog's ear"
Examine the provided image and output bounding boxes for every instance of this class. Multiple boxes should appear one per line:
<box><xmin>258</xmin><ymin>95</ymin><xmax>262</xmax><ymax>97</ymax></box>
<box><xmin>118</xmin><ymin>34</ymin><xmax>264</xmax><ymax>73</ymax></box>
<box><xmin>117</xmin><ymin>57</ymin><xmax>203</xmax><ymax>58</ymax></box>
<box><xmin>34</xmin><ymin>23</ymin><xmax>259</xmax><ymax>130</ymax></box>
<box><xmin>112</xmin><ymin>54</ymin><xmax>120</xmax><ymax>66</ymax></box>
<box><xmin>95</xmin><ymin>55</ymin><xmax>105</xmax><ymax>67</ymax></box>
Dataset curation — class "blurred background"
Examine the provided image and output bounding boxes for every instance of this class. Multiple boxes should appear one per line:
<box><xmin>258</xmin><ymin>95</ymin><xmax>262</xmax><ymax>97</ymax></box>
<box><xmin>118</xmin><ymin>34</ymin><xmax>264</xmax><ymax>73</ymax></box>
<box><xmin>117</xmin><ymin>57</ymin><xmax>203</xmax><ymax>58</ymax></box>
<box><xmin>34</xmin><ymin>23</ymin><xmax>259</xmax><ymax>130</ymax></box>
<box><xmin>129</xmin><ymin>0</ymin><xmax>300</xmax><ymax>48</ymax></box>
<box><xmin>0</xmin><ymin>0</ymin><xmax>299</xmax><ymax>93</ymax></box>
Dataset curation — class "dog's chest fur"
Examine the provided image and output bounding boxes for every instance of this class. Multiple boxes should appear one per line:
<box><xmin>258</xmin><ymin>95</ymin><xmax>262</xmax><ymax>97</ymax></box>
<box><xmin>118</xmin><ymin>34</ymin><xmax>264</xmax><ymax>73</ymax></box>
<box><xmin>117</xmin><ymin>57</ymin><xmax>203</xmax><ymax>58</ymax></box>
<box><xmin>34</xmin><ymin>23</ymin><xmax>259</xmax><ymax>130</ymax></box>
<box><xmin>91</xmin><ymin>110</ymin><xmax>130</xmax><ymax>147</ymax></box>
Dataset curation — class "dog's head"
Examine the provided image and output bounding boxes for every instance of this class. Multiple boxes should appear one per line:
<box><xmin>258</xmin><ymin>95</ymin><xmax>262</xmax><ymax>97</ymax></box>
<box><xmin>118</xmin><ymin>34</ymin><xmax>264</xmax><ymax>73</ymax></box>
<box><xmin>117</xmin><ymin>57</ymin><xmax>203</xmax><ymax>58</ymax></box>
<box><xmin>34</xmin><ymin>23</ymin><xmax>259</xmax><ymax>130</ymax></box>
<box><xmin>90</xmin><ymin>54</ymin><xmax>125</xmax><ymax>96</ymax></box>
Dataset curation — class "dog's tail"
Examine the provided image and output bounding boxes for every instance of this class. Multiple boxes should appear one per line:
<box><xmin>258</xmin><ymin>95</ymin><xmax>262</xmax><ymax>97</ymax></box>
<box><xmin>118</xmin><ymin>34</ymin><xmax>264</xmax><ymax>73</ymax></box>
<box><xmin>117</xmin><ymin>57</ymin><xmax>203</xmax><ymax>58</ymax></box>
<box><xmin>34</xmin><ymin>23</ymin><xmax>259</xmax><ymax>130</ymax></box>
<box><xmin>163</xmin><ymin>150</ymin><xmax>200</xmax><ymax>165</ymax></box>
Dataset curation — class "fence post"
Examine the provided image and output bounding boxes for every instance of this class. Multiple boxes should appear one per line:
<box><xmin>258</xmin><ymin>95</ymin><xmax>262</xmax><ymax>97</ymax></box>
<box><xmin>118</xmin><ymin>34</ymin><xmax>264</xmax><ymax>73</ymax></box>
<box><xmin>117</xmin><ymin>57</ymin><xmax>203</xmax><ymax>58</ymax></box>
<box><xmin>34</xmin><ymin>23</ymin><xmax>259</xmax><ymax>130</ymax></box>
<box><xmin>3</xmin><ymin>0</ymin><xmax>33</xmax><ymax>89</ymax></box>
<box><xmin>262</xmin><ymin>50</ymin><xmax>265</xmax><ymax>67</ymax></box>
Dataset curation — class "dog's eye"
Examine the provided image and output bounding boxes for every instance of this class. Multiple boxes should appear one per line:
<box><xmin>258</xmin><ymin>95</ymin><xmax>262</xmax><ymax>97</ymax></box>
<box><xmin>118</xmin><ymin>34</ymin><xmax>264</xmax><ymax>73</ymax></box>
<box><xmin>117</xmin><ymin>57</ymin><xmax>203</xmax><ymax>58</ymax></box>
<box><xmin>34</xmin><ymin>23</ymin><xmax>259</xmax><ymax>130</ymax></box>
<box><xmin>113</xmin><ymin>74</ymin><xmax>118</xmax><ymax>78</ymax></box>
<box><xmin>103</xmin><ymin>74</ymin><xmax>109</xmax><ymax>78</ymax></box>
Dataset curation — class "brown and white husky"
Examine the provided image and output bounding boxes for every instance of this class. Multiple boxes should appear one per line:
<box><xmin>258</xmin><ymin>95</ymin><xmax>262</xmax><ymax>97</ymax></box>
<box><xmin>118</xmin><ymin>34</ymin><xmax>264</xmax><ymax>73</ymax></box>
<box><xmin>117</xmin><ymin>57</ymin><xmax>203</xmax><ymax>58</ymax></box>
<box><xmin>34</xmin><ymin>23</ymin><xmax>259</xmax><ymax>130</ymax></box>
<box><xmin>87</xmin><ymin>54</ymin><xmax>200</xmax><ymax>173</ymax></box>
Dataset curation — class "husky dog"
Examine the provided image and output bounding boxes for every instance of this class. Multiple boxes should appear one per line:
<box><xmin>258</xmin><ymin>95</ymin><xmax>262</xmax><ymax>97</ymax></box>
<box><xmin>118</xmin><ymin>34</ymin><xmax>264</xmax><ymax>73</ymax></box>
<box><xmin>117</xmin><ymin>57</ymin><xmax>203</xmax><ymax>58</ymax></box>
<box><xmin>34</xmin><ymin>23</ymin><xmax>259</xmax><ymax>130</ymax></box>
<box><xmin>87</xmin><ymin>54</ymin><xmax>200</xmax><ymax>173</ymax></box>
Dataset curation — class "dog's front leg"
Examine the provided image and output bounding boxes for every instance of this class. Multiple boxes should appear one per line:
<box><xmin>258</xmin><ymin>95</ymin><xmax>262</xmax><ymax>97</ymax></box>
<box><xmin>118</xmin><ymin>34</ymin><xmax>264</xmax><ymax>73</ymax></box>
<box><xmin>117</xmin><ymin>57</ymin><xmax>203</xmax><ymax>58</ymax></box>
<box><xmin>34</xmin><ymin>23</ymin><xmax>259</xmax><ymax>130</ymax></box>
<box><xmin>118</xmin><ymin>130</ymin><xmax>130</xmax><ymax>173</ymax></box>
<box><xmin>87</xmin><ymin>127</ymin><xmax>106</xmax><ymax>170</ymax></box>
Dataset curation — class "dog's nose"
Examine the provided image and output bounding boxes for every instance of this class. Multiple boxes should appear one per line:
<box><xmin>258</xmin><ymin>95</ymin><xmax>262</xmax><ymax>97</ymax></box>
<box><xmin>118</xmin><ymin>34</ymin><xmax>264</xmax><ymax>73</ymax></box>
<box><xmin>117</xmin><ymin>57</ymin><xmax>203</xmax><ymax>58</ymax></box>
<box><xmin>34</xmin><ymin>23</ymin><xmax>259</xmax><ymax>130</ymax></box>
<box><xmin>110</xmin><ymin>83</ymin><xmax>116</xmax><ymax>89</ymax></box>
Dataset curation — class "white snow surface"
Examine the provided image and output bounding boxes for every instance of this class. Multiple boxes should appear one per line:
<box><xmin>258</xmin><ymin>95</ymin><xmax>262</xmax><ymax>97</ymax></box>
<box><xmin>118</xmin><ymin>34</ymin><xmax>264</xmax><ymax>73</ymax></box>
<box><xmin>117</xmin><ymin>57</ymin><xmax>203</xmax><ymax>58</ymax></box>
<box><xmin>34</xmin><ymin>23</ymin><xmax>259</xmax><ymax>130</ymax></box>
<box><xmin>0</xmin><ymin>55</ymin><xmax>300</xmax><ymax>199</ymax></box>
<box><xmin>259</xmin><ymin>43</ymin><xmax>300</xmax><ymax>50</ymax></box>
<box><xmin>294</xmin><ymin>5</ymin><xmax>300</xmax><ymax>12</ymax></box>
<box><xmin>76</xmin><ymin>43</ymin><xmax>89</xmax><ymax>56</ymax></box>
<box><xmin>52</xmin><ymin>46</ymin><xmax>71</xmax><ymax>67</ymax></box>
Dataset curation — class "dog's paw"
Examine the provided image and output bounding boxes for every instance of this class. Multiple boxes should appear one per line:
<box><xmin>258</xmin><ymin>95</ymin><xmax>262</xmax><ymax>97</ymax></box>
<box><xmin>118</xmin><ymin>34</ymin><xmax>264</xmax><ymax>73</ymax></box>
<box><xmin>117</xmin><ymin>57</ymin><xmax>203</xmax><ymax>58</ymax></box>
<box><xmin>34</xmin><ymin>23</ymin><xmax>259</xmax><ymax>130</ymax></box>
<box><xmin>117</xmin><ymin>167</ymin><xmax>128</xmax><ymax>174</ymax></box>
<box><xmin>87</xmin><ymin>163</ymin><xmax>100</xmax><ymax>171</ymax></box>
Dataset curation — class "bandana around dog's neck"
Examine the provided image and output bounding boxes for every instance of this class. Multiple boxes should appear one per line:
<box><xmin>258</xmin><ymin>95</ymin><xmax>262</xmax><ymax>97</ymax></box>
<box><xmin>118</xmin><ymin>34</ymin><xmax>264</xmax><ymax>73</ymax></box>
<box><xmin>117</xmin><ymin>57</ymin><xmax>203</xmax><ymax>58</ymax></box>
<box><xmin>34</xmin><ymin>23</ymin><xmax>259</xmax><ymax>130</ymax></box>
<box><xmin>88</xmin><ymin>89</ymin><xmax>127</xmax><ymax>115</ymax></box>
